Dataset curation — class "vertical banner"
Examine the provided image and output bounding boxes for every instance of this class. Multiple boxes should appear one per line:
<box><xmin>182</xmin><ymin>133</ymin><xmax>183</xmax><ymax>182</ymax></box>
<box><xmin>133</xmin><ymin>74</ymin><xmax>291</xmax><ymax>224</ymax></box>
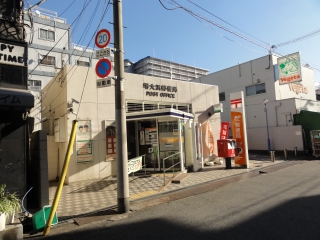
<box><xmin>205</xmin><ymin>123</ymin><xmax>214</xmax><ymax>155</ymax></box>
<box><xmin>76</xmin><ymin>120</ymin><xmax>93</xmax><ymax>163</ymax></box>
<box><xmin>230</xmin><ymin>92</ymin><xmax>249</xmax><ymax>167</ymax></box>
<box><xmin>220</xmin><ymin>122</ymin><xmax>230</xmax><ymax>139</ymax></box>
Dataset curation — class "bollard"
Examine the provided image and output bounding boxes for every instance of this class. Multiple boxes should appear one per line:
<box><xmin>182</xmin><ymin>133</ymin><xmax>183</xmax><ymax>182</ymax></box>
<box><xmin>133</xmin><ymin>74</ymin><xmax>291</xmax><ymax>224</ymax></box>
<box><xmin>225</xmin><ymin>157</ymin><xmax>232</xmax><ymax>169</ymax></box>
<box><xmin>284</xmin><ymin>149</ymin><xmax>287</xmax><ymax>160</ymax></box>
<box><xmin>270</xmin><ymin>151</ymin><xmax>275</xmax><ymax>162</ymax></box>
<box><xmin>294</xmin><ymin>147</ymin><xmax>297</xmax><ymax>157</ymax></box>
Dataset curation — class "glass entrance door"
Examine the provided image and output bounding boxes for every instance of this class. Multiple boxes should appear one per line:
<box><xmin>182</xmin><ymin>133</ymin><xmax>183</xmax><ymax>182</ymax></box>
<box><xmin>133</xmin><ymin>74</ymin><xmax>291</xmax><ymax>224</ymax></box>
<box><xmin>158</xmin><ymin>120</ymin><xmax>182</xmax><ymax>170</ymax></box>
<box><xmin>137</xmin><ymin>119</ymin><xmax>159</xmax><ymax>170</ymax></box>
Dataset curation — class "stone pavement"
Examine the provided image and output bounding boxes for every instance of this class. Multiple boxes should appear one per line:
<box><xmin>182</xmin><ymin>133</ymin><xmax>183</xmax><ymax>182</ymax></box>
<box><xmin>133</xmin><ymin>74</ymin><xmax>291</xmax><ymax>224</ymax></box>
<box><xmin>48</xmin><ymin>155</ymin><xmax>291</xmax><ymax>220</ymax></box>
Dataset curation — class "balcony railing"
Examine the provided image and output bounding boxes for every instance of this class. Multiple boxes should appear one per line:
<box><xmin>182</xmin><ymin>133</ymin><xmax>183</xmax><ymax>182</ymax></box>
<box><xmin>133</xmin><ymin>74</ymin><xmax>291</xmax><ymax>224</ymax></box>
<box><xmin>24</xmin><ymin>7</ymin><xmax>66</xmax><ymax>23</ymax></box>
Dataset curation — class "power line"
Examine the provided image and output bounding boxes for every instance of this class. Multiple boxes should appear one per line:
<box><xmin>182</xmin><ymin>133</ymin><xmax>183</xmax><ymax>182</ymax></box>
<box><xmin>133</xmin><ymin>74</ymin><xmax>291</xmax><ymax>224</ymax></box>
<box><xmin>39</xmin><ymin>1</ymin><xmax>111</xmax><ymax>118</ymax></box>
<box><xmin>275</xmin><ymin>28</ymin><xmax>320</xmax><ymax>48</ymax></box>
<box><xmin>187</xmin><ymin>0</ymin><xmax>270</xmax><ymax>47</ymax></box>
<box><xmin>168</xmin><ymin>0</ymin><xmax>270</xmax><ymax>51</ymax></box>
<box><xmin>162</xmin><ymin>0</ymin><xmax>320</xmax><ymax>75</ymax></box>
<box><xmin>28</xmin><ymin>0</ymin><xmax>93</xmax><ymax>75</ymax></box>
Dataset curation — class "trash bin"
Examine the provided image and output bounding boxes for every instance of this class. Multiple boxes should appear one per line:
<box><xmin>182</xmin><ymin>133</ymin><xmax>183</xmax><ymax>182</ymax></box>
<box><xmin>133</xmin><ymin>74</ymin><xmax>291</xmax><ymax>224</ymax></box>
<box><xmin>32</xmin><ymin>205</ymin><xmax>58</xmax><ymax>231</ymax></box>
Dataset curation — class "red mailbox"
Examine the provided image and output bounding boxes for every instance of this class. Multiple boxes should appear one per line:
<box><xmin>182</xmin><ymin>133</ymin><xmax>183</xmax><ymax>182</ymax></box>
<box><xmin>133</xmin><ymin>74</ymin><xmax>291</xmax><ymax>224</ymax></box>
<box><xmin>217</xmin><ymin>139</ymin><xmax>237</xmax><ymax>158</ymax></box>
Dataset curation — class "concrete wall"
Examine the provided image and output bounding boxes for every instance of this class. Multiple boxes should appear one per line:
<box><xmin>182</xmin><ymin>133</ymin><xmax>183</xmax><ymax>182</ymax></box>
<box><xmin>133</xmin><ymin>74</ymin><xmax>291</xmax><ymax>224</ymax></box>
<box><xmin>247</xmin><ymin>125</ymin><xmax>303</xmax><ymax>151</ymax></box>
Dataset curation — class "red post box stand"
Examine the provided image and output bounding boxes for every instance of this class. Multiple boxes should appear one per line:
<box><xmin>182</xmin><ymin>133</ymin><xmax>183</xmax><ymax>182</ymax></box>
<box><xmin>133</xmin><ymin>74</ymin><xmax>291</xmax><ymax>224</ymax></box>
<box><xmin>217</xmin><ymin>139</ymin><xmax>237</xmax><ymax>169</ymax></box>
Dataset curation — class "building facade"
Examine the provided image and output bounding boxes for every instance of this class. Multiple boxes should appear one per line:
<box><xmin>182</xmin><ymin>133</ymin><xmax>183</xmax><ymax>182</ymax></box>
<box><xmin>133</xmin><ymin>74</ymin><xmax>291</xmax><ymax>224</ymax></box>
<box><xmin>193</xmin><ymin>53</ymin><xmax>319</xmax><ymax>151</ymax></box>
<box><xmin>40</xmin><ymin>65</ymin><xmax>220</xmax><ymax>183</ymax></box>
<box><xmin>24</xmin><ymin>7</ymin><xmax>99</xmax><ymax>93</ymax></box>
<box><xmin>128</xmin><ymin>56</ymin><xmax>209</xmax><ymax>81</ymax></box>
<box><xmin>0</xmin><ymin>0</ymin><xmax>34</xmax><ymax>197</ymax></box>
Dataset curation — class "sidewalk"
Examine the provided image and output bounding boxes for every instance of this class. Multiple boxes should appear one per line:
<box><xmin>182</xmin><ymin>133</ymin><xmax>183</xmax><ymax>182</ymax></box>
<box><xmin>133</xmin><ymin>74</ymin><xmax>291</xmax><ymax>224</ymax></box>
<box><xmin>48</xmin><ymin>154</ymin><xmax>293</xmax><ymax>220</ymax></box>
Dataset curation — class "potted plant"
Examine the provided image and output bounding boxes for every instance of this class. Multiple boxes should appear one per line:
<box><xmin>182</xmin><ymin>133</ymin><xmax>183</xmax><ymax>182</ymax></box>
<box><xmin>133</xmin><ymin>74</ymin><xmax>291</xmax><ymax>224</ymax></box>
<box><xmin>0</xmin><ymin>184</ymin><xmax>21</xmax><ymax>230</ymax></box>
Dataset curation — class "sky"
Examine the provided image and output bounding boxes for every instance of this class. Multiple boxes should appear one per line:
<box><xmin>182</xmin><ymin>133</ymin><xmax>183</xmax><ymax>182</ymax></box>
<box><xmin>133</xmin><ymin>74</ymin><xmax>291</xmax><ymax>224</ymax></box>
<box><xmin>26</xmin><ymin>0</ymin><xmax>320</xmax><ymax>86</ymax></box>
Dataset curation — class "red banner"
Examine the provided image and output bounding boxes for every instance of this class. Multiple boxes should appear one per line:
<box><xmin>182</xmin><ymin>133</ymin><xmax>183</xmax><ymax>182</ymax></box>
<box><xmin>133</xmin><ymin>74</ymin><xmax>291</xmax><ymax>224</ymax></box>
<box><xmin>220</xmin><ymin>122</ymin><xmax>230</xmax><ymax>139</ymax></box>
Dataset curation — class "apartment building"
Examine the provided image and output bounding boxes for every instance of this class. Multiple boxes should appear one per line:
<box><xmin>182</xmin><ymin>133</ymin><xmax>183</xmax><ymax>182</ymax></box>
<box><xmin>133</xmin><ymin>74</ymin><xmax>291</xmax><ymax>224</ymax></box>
<box><xmin>24</xmin><ymin>7</ymin><xmax>98</xmax><ymax>93</ymax></box>
<box><xmin>128</xmin><ymin>56</ymin><xmax>209</xmax><ymax>81</ymax></box>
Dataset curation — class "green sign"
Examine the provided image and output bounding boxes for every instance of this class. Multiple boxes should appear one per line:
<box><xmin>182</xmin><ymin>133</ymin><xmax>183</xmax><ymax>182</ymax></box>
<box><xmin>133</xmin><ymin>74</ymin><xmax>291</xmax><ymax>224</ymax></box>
<box><xmin>277</xmin><ymin>52</ymin><xmax>302</xmax><ymax>85</ymax></box>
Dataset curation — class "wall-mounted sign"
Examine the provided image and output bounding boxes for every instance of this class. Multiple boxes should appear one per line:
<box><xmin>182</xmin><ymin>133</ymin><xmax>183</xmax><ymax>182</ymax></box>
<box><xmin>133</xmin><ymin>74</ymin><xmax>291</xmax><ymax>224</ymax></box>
<box><xmin>278</xmin><ymin>52</ymin><xmax>302</xmax><ymax>85</ymax></box>
<box><xmin>0</xmin><ymin>42</ymin><xmax>26</xmax><ymax>67</ymax></box>
<box><xmin>230</xmin><ymin>92</ymin><xmax>249</xmax><ymax>167</ymax></box>
<box><xmin>288</xmin><ymin>83</ymin><xmax>308</xmax><ymax>95</ymax></box>
<box><xmin>76</xmin><ymin>120</ymin><xmax>93</xmax><ymax>163</ymax></box>
<box><xmin>96</xmin><ymin>48</ymin><xmax>111</xmax><ymax>59</ymax></box>
<box><xmin>143</xmin><ymin>83</ymin><xmax>177</xmax><ymax>98</ymax></box>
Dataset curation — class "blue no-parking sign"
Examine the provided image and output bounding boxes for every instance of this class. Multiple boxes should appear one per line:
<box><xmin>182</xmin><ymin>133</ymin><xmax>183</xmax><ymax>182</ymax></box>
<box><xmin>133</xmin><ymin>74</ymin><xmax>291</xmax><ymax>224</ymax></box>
<box><xmin>95</xmin><ymin>58</ymin><xmax>112</xmax><ymax>78</ymax></box>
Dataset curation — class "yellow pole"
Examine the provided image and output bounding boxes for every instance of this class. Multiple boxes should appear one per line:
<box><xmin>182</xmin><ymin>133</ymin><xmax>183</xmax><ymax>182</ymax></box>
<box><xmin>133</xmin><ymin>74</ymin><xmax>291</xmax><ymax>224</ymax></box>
<box><xmin>43</xmin><ymin>120</ymin><xmax>78</xmax><ymax>236</ymax></box>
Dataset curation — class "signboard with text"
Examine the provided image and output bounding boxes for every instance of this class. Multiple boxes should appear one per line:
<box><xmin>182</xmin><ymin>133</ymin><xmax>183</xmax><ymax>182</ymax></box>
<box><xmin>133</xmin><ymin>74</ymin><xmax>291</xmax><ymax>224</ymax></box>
<box><xmin>128</xmin><ymin>156</ymin><xmax>143</xmax><ymax>174</ymax></box>
<box><xmin>278</xmin><ymin>52</ymin><xmax>302</xmax><ymax>85</ymax></box>
<box><xmin>220</xmin><ymin>122</ymin><xmax>230</xmax><ymax>140</ymax></box>
<box><xmin>230</xmin><ymin>92</ymin><xmax>249</xmax><ymax>167</ymax></box>
<box><xmin>0</xmin><ymin>42</ymin><xmax>26</xmax><ymax>67</ymax></box>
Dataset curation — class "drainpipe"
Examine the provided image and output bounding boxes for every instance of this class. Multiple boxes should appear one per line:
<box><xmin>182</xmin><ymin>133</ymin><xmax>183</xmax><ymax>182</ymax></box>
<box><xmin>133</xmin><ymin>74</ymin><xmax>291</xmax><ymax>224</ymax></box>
<box><xmin>275</xmin><ymin>102</ymin><xmax>281</xmax><ymax>127</ymax></box>
<box><xmin>68</xmin><ymin>27</ymin><xmax>72</xmax><ymax>64</ymax></box>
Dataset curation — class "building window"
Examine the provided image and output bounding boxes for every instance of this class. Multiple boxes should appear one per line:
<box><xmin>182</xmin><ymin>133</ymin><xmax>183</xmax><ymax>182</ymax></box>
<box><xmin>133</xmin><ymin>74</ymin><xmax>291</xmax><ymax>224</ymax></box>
<box><xmin>219</xmin><ymin>92</ymin><xmax>225</xmax><ymax>101</ymax></box>
<box><xmin>246</xmin><ymin>83</ymin><xmax>266</xmax><ymax>96</ymax></box>
<box><xmin>76</xmin><ymin>60</ymin><xmax>90</xmax><ymax>67</ymax></box>
<box><xmin>28</xmin><ymin>80</ymin><xmax>42</xmax><ymax>91</ymax></box>
<box><xmin>0</xmin><ymin>64</ymin><xmax>26</xmax><ymax>89</ymax></box>
<box><xmin>39</xmin><ymin>29</ymin><xmax>55</xmax><ymax>41</ymax></box>
<box><xmin>39</xmin><ymin>55</ymin><xmax>55</xmax><ymax>66</ymax></box>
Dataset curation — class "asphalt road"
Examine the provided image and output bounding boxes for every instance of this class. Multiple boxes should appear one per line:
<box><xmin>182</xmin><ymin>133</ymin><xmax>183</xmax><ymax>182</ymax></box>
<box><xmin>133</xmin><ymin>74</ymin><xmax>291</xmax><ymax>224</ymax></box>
<box><xmin>30</xmin><ymin>160</ymin><xmax>320</xmax><ymax>240</ymax></box>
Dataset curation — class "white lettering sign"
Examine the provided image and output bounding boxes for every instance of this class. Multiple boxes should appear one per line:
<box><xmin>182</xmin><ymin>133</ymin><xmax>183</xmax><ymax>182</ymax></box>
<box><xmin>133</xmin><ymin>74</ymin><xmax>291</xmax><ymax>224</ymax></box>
<box><xmin>0</xmin><ymin>42</ymin><xmax>25</xmax><ymax>66</ymax></box>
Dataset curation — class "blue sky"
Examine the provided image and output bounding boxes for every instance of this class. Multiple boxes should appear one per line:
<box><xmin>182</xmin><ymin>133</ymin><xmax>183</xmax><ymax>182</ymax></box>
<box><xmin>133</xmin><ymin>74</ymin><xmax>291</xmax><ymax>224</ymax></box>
<box><xmin>26</xmin><ymin>0</ymin><xmax>320</xmax><ymax>85</ymax></box>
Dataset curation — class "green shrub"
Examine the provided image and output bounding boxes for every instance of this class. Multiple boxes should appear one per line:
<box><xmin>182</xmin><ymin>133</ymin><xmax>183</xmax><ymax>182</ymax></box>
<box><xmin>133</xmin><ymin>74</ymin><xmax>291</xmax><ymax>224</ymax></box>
<box><xmin>0</xmin><ymin>184</ymin><xmax>21</xmax><ymax>215</ymax></box>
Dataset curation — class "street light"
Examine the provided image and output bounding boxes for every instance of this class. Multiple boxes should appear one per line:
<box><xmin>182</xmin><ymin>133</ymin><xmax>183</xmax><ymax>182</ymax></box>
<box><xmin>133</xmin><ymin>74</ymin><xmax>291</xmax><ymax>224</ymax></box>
<box><xmin>263</xmin><ymin>99</ymin><xmax>271</xmax><ymax>153</ymax></box>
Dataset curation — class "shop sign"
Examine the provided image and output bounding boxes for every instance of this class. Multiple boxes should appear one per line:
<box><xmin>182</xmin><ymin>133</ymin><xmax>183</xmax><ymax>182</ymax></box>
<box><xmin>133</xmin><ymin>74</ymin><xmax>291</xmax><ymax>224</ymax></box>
<box><xmin>76</xmin><ymin>120</ymin><xmax>93</xmax><ymax>163</ymax></box>
<box><xmin>0</xmin><ymin>42</ymin><xmax>25</xmax><ymax>66</ymax></box>
<box><xmin>128</xmin><ymin>156</ymin><xmax>142</xmax><ymax>174</ymax></box>
<box><xmin>220</xmin><ymin>122</ymin><xmax>229</xmax><ymax>140</ymax></box>
<box><xmin>288</xmin><ymin>83</ymin><xmax>308</xmax><ymax>95</ymax></box>
<box><xmin>230</xmin><ymin>92</ymin><xmax>249</xmax><ymax>167</ymax></box>
<box><xmin>278</xmin><ymin>52</ymin><xmax>302</xmax><ymax>85</ymax></box>
<box><xmin>143</xmin><ymin>83</ymin><xmax>177</xmax><ymax>98</ymax></box>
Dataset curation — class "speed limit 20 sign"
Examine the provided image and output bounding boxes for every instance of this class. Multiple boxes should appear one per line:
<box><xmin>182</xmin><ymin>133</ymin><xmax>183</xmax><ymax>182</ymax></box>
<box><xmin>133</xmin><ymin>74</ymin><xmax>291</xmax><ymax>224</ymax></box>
<box><xmin>95</xmin><ymin>29</ymin><xmax>111</xmax><ymax>48</ymax></box>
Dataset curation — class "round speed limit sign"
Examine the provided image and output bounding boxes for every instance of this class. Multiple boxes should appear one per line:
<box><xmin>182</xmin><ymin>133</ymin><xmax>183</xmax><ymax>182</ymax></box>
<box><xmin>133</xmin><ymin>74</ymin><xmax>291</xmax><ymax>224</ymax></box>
<box><xmin>95</xmin><ymin>29</ymin><xmax>111</xmax><ymax>48</ymax></box>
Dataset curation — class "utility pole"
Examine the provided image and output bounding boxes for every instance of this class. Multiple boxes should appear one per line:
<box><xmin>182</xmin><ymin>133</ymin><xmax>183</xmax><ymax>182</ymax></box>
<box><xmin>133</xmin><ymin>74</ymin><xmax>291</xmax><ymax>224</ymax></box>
<box><xmin>113</xmin><ymin>0</ymin><xmax>130</xmax><ymax>213</ymax></box>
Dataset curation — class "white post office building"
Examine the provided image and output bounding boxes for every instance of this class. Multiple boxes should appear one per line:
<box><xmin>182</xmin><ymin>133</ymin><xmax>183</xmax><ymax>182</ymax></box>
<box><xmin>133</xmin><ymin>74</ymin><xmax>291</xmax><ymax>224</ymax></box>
<box><xmin>40</xmin><ymin>65</ymin><xmax>221</xmax><ymax>183</ymax></box>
